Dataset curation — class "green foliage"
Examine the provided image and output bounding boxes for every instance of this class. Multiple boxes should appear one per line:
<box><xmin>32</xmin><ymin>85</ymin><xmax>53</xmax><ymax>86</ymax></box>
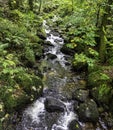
<box><xmin>25</xmin><ymin>47</ymin><xmax>35</xmax><ymax>64</ymax></box>
<box><xmin>88</xmin><ymin>70</ymin><xmax>111</xmax><ymax>87</ymax></box>
<box><xmin>0</xmin><ymin>0</ymin><xmax>113</xmax><ymax>125</ymax></box>
<box><xmin>98</xmin><ymin>84</ymin><xmax>111</xmax><ymax>98</ymax></box>
<box><xmin>92</xmin><ymin>83</ymin><xmax>112</xmax><ymax>104</ymax></box>
<box><xmin>66</xmin><ymin>42</ymin><xmax>77</xmax><ymax>49</ymax></box>
<box><xmin>0</xmin><ymin>7</ymin><xmax>44</xmax><ymax>118</ymax></box>
<box><xmin>73</xmin><ymin>53</ymin><xmax>96</xmax><ymax>69</ymax></box>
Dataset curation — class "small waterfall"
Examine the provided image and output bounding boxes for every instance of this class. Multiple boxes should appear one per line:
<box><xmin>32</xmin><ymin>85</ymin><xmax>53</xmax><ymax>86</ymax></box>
<box><xmin>25</xmin><ymin>98</ymin><xmax>45</xmax><ymax>123</ymax></box>
<box><xmin>17</xmin><ymin>98</ymin><xmax>47</xmax><ymax>130</ymax></box>
<box><xmin>16</xmin><ymin>19</ymin><xmax>77</xmax><ymax>130</ymax></box>
<box><xmin>52</xmin><ymin>102</ymin><xmax>77</xmax><ymax>130</ymax></box>
<box><xmin>43</xmin><ymin>20</ymin><xmax>67</xmax><ymax>68</ymax></box>
<box><xmin>16</xmin><ymin>18</ymin><xmax>109</xmax><ymax>130</ymax></box>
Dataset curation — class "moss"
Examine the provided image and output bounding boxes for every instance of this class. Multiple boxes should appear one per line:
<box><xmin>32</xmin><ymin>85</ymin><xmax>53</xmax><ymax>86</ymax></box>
<box><xmin>91</xmin><ymin>84</ymin><xmax>112</xmax><ymax>104</ymax></box>
<box><xmin>1</xmin><ymin>87</ymin><xmax>30</xmax><ymax>113</ymax></box>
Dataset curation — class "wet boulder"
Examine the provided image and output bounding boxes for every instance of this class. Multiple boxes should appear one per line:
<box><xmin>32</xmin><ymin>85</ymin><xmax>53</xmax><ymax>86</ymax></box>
<box><xmin>54</xmin><ymin>38</ymin><xmax>63</xmax><ymax>43</ymax></box>
<box><xmin>47</xmin><ymin>53</ymin><xmax>57</xmax><ymax>60</ymax></box>
<box><xmin>68</xmin><ymin>120</ymin><xmax>82</xmax><ymax>130</ymax></box>
<box><xmin>51</xmin><ymin>31</ymin><xmax>60</xmax><ymax>36</ymax></box>
<box><xmin>44</xmin><ymin>41</ymin><xmax>54</xmax><ymax>46</ymax></box>
<box><xmin>45</xmin><ymin>97</ymin><xmax>65</xmax><ymax>112</ymax></box>
<box><xmin>78</xmin><ymin>99</ymin><xmax>99</xmax><ymax>122</ymax></box>
<box><xmin>73</xmin><ymin>89</ymin><xmax>89</xmax><ymax>102</ymax></box>
<box><xmin>45</xmin><ymin>112</ymin><xmax>60</xmax><ymax>130</ymax></box>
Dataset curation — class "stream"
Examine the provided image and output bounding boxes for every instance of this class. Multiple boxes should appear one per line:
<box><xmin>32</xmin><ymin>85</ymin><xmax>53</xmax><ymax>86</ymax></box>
<box><xmin>16</xmin><ymin>20</ymin><xmax>108</xmax><ymax>130</ymax></box>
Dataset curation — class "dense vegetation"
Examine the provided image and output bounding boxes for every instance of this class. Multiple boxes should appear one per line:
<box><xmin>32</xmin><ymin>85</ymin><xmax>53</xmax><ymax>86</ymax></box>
<box><xmin>0</xmin><ymin>0</ymin><xmax>113</xmax><ymax>129</ymax></box>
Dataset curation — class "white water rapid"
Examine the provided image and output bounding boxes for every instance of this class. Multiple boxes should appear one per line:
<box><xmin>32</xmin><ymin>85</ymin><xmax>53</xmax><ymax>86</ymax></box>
<box><xmin>16</xmin><ymin>20</ymin><xmax>77</xmax><ymax>130</ymax></box>
<box><xmin>16</xmin><ymin>19</ymin><xmax>107</xmax><ymax>130</ymax></box>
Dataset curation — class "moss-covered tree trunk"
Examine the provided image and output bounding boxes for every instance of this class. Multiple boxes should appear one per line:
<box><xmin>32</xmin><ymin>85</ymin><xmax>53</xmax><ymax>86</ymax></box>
<box><xmin>28</xmin><ymin>0</ymin><xmax>34</xmax><ymax>11</ymax></box>
<box><xmin>99</xmin><ymin>16</ymin><xmax>107</xmax><ymax>63</ymax></box>
<box><xmin>99</xmin><ymin>0</ymin><xmax>113</xmax><ymax>63</ymax></box>
<box><xmin>71</xmin><ymin>0</ymin><xmax>74</xmax><ymax>11</ymax></box>
<box><xmin>38</xmin><ymin>0</ymin><xmax>42</xmax><ymax>13</ymax></box>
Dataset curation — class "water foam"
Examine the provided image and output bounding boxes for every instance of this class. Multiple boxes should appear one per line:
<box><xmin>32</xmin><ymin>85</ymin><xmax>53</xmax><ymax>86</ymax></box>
<box><xmin>25</xmin><ymin>98</ymin><xmax>45</xmax><ymax>123</ymax></box>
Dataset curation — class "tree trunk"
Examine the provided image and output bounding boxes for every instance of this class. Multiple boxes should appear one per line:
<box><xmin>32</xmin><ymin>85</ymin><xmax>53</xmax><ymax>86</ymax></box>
<box><xmin>38</xmin><ymin>0</ymin><xmax>42</xmax><ymax>13</ymax></box>
<box><xmin>28</xmin><ymin>0</ymin><xmax>33</xmax><ymax>11</ymax></box>
<box><xmin>99</xmin><ymin>0</ymin><xmax>113</xmax><ymax>63</ymax></box>
<box><xmin>71</xmin><ymin>0</ymin><xmax>74</xmax><ymax>11</ymax></box>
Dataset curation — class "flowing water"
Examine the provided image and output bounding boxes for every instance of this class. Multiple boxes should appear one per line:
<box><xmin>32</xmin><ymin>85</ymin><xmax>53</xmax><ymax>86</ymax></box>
<box><xmin>16</xmin><ymin>20</ymin><xmax>78</xmax><ymax>130</ymax></box>
<box><xmin>16</xmin><ymin>20</ymin><xmax>108</xmax><ymax>130</ymax></box>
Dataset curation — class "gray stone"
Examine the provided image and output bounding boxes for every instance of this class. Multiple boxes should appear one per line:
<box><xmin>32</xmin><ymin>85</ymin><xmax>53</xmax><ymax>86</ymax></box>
<box><xmin>45</xmin><ymin>97</ymin><xmax>65</xmax><ymax>112</ymax></box>
<box><xmin>47</xmin><ymin>53</ymin><xmax>57</xmax><ymax>60</ymax></box>
<box><xmin>78</xmin><ymin>99</ymin><xmax>99</xmax><ymax>122</ymax></box>
<box><xmin>73</xmin><ymin>89</ymin><xmax>89</xmax><ymax>102</ymax></box>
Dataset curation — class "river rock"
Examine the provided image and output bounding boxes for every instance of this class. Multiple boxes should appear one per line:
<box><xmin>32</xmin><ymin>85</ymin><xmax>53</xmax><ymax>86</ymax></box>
<box><xmin>51</xmin><ymin>31</ymin><xmax>59</xmax><ymax>36</ymax></box>
<box><xmin>73</xmin><ymin>89</ymin><xmax>89</xmax><ymax>102</ymax></box>
<box><xmin>44</xmin><ymin>41</ymin><xmax>54</xmax><ymax>46</ymax></box>
<box><xmin>45</xmin><ymin>97</ymin><xmax>65</xmax><ymax>112</ymax></box>
<box><xmin>68</xmin><ymin>120</ymin><xmax>82</xmax><ymax>130</ymax></box>
<box><xmin>78</xmin><ymin>99</ymin><xmax>99</xmax><ymax>122</ymax></box>
<box><xmin>54</xmin><ymin>38</ymin><xmax>63</xmax><ymax>43</ymax></box>
<box><xmin>47</xmin><ymin>53</ymin><xmax>57</xmax><ymax>60</ymax></box>
<box><xmin>45</xmin><ymin>112</ymin><xmax>60</xmax><ymax>130</ymax></box>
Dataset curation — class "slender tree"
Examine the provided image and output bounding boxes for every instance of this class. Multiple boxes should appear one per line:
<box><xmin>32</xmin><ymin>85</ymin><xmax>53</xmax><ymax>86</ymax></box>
<box><xmin>71</xmin><ymin>0</ymin><xmax>74</xmax><ymax>11</ymax></box>
<box><xmin>38</xmin><ymin>0</ymin><xmax>42</xmax><ymax>13</ymax></box>
<box><xmin>28</xmin><ymin>0</ymin><xmax>34</xmax><ymax>11</ymax></box>
<box><xmin>99</xmin><ymin>0</ymin><xmax>113</xmax><ymax>63</ymax></box>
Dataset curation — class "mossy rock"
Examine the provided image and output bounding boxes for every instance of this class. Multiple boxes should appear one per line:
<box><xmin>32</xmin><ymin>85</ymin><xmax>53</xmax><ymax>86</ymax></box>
<box><xmin>3</xmin><ymin>88</ymin><xmax>30</xmax><ymax>113</ymax></box>
<box><xmin>16</xmin><ymin>73</ymin><xmax>43</xmax><ymax>98</ymax></box>
<box><xmin>78</xmin><ymin>99</ymin><xmax>99</xmax><ymax>122</ymax></box>
<box><xmin>37</xmin><ymin>28</ymin><xmax>47</xmax><ymax>40</ymax></box>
